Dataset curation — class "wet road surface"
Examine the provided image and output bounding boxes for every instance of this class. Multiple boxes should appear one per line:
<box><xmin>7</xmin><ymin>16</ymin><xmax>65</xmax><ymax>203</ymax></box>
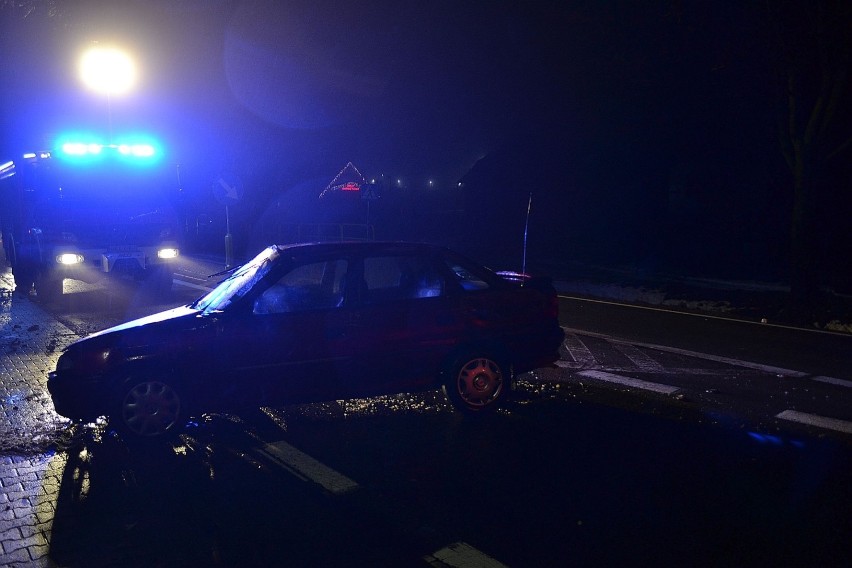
<box><xmin>40</xmin><ymin>389</ymin><xmax>852</xmax><ymax>567</ymax></box>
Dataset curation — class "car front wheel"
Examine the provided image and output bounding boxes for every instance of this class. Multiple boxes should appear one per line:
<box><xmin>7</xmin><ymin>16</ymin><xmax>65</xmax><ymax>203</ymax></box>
<box><xmin>443</xmin><ymin>353</ymin><xmax>508</xmax><ymax>412</ymax></box>
<box><xmin>116</xmin><ymin>378</ymin><xmax>183</xmax><ymax>438</ymax></box>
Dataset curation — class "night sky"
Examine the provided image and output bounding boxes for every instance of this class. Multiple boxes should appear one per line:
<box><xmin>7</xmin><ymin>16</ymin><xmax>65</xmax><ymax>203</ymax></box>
<box><xmin>1</xmin><ymin>1</ymin><xmax>850</xmax><ymax>288</ymax></box>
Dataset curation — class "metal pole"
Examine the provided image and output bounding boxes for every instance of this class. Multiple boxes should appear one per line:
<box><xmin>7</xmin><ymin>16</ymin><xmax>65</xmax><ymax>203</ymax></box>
<box><xmin>224</xmin><ymin>204</ymin><xmax>233</xmax><ymax>269</ymax></box>
<box><xmin>522</xmin><ymin>193</ymin><xmax>532</xmax><ymax>281</ymax></box>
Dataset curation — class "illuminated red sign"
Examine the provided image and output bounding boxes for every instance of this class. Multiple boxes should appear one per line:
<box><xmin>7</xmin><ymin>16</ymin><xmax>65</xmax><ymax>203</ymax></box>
<box><xmin>341</xmin><ymin>182</ymin><xmax>360</xmax><ymax>191</ymax></box>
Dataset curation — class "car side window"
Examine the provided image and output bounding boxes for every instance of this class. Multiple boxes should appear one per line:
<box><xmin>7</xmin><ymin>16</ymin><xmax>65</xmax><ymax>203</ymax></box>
<box><xmin>443</xmin><ymin>258</ymin><xmax>491</xmax><ymax>291</ymax></box>
<box><xmin>253</xmin><ymin>259</ymin><xmax>348</xmax><ymax>314</ymax></box>
<box><xmin>361</xmin><ymin>255</ymin><xmax>444</xmax><ymax>303</ymax></box>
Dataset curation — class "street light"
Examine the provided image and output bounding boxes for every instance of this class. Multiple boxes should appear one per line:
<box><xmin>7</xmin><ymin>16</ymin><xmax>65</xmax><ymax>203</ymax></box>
<box><xmin>79</xmin><ymin>45</ymin><xmax>136</xmax><ymax>142</ymax></box>
<box><xmin>79</xmin><ymin>46</ymin><xmax>136</xmax><ymax>95</ymax></box>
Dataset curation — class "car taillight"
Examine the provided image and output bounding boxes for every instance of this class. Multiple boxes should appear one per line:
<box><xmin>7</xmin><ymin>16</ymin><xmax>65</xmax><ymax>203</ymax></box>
<box><xmin>547</xmin><ymin>292</ymin><xmax>559</xmax><ymax>320</ymax></box>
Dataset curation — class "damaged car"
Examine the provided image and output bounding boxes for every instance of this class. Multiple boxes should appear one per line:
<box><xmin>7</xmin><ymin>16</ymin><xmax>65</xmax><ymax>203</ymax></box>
<box><xmin>48</xmin><ymin>242</ymin><xmax>564</xmax><ymax>438</ymax></box>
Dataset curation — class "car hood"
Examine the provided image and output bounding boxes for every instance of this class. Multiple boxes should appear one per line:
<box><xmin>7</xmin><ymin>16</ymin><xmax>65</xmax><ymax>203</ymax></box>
<box><xmin>82</xmin><ymin>304</ymin><xmax>203</xmax><ymax>342</ymax></box>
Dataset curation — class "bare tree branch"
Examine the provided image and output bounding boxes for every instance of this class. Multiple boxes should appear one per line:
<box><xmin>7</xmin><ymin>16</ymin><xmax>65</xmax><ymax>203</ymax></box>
<box><xmin>826</xmin><ymin>133</ymin><xmax>852</xmax><ymax>161</ymax></box>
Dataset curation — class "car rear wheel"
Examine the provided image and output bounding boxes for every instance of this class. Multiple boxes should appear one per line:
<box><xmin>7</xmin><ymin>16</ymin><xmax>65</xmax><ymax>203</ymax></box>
<box><xmin>116</xmin><ymin>378</ymin><xmax>183</xmax><ymax>438</ymax></box>
<box><xmin>443</xmin><ymin>353</ymin><xmax>508</xmax><ymax>412</ymax></box>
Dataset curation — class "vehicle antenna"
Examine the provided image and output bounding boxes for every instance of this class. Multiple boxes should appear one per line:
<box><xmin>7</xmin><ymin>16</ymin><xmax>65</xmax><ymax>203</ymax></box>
<box><xmin>175</xmin><ymin>163</ymin><xmax>183</xmax><ymax>193</ymax></box>
<box><xmin>522</xmin><ymin>192</ymin><xmax>532</xmax><ymax>283</ymax></box>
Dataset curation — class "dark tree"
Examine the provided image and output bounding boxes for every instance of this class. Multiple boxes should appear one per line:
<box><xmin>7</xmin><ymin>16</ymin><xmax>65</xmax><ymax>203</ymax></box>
<box><xmin>769</xmin><ymin>0</ymin><xmax>852</xmax><ymax>315</ymax></box>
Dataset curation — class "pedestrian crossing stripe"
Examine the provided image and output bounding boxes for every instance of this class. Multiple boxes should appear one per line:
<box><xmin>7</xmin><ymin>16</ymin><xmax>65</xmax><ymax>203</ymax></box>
<box><xmin>259</xmin><ymin>440</ymin><xmax>360</xmax><ymax>495</ymax></box>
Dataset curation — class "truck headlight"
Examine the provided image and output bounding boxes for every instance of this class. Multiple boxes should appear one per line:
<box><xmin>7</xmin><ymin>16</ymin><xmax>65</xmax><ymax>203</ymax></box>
<box><xmin>157</xmin><ymin>247</ymin><xmax>179</xmax><ymax>259</ymax></box>
<box><xmin>56</xmin><ymin>253</ymin><xmax>84</xmax><ymax>265</ymax></box>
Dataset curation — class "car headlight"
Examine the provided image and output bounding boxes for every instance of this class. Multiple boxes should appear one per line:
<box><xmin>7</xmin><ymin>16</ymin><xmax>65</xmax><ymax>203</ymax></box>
<box><xmin>157</xmin><ymin>247</ymin><xmax>179</xmax><ymax>259</ymax></box>
<box><xmin>56</xmin><ymin>253</ymin><xmax>84</xmax><ymax>265</ymax></box>
<box><xmin>57</xmin><ymin>347</ymin><xmax>112</xmax><ymax>374</ymax></box>
<box><xmin>56</xmin><ymin>351</ymin><xmax>74</xmax><ymax>372</ymax></box>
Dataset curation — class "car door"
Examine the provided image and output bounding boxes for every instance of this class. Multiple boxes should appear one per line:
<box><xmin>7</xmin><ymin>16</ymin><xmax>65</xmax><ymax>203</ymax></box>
<box><xmin>341</xmin><ymin>253</ymin><xmax>464</xmax><ymax>398</ymax></box>
<box><xmin>216</xmin><ymin>256</ymin><xmax>355</xmax><ymax>406</ymax></box>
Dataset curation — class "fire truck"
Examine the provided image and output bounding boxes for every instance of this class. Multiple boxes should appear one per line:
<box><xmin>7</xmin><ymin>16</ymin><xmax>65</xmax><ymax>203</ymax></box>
<box><xmin>0</xmin><ymin>134</ymin><xmax>181</xmax><ymax>301</ymax></box>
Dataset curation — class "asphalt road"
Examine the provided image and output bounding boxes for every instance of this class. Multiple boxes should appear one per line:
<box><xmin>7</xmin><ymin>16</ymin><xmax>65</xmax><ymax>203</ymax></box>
<box><xmin>558</xmin><ymin>295</ymin><xmax>852</xmax><ymax>381</ymax></box>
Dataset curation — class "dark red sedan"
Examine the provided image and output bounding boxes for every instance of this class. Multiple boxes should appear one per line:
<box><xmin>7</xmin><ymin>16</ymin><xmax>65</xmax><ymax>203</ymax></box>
<box><xmin>48</xmin><ymin>242</ymin><xmax>564</xmax><ymax>438</ymax></box>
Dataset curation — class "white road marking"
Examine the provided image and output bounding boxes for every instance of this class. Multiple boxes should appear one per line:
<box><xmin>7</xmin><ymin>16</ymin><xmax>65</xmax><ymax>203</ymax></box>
<box><xmin>255</xmin><ymin>447</ymin><xmax>513</xmax><ymax>567</ymax></box>
<box><xmin>635</xmin><ymin>367</ymin><xmax>761</xmax><ymax>376</ymax></box>
<box><xmin>563</xmin><ymin>328</ymin><xmax>813</xmax><ymax>378</ymax></box>
<box><xmin>557</xmin><ymin>361</ymin><xmax>761</xmax><ymax>377</ymax></box>
<box><xmin>562</xmin><ymin>327</ymin><xmax>850</xmax><ymax>387</ymax></box>
<box><xmin>424</xmin><ymin>542</ymin><xmax>509</xmax><ymax>568</ymax></box>
<box><xmin>776</xmin><ymin>410</ymin><xmax>852</xmax><ymax>435</ymax></box>
<box><xmin>259</xmin><ymin>440</ymin><xmax>360</xmax><ymax>495</ymax></box>
<box><xmin>561</xmin><ymin>333</ymin><xmax>596</xmax><ymax>367</ymax></box>
<box><xmin>558</xmin><ymin>294</ymin><xmax>847</xmax><ymax>336</ymax></box>
<box><xmin>576</xmin><ymin>370</ymin><xmax>680</xmax><ymax>395</ymax></box>
<box><xmin>612</xmin><ymin>342</ymin><xmax>666</xmax><ymax>372</ymax></box>
<box><xmin>173</xmin><ymin>278</ymin><xmax>212</xmax><ymax>292</ymax></box>
<box><xmin>811</xmin><ymin>376</ymin><xmax>852</xmax><ymax>389</ymax></box>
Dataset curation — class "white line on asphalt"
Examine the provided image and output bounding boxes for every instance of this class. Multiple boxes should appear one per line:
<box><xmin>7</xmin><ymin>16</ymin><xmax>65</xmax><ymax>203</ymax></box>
<box><xmin>811</xmin><ymin>376</ymin><xmax>852</xmax><ymax>389</ymax></box>
<box><xmin>424</xmin><ymin>542</ymin><xmax>509</xmax><ymax>568</ymax></box>
<box><xmin>555</xmin><ymin>359</ymin><xmax>586</xmax><ymax>369</ymax></box>
<box><xmin>776</xmin><ymin>410</ymin><xmax>852</xmax><ymax>435</ymax></box>
<box><xmin>561</xmin><ymin>333</ymin><xmax>596</xmax><ymax>367</ymax></box>
<box><xmin>177</xmin><ymin>273</ymin><xmax>210</xmax><ymax>283</ymax></box>
<box><xmin>612</xmin><ymin>341</ymin><xmax>666</xmax><ymax>372</ymax></box>
<box><xmin>260</xmin><ymin>441</ymin><xmax>360</xmax><ymax>495</ymax></box>
<box><xmin>559</xmin><ymin>294</ymin><xmax>850</xmax><ymax>336</ymax></box>
<box><xmin>563</xmin><ymin>327</ymin><xmax>813</xmax><ymax>379</ymax></box>
<box><xmin>574</xmin><ymin>328</ymin><xmax>851</xmax><ymax>387</ymax></box>
<box><xmin>173</xmin><ymin>278</ymin><xmax>213</xmax><ymax>292</ymax></box>
<box><xmin>556</xmin><ymin>363</ymin><xmax>762</xmax><ymax>377</ymax></box>
<box><xmin>576</xmin><ymin>370</ymin><xmax>680</xmax><ymax>395</ymax></box>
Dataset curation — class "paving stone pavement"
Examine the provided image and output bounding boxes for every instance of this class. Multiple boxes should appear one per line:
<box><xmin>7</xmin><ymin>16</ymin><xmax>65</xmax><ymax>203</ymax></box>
<box><xmin>1</xmin><ymin>268</ymin><xmax>80</xmax><ymax>567</ymax></box>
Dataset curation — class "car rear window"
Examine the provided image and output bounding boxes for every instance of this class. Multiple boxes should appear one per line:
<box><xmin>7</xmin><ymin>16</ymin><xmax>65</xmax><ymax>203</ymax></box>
<box><xmin>362</xmin><ymin>255</ymin><xmax>444</xmax><ymax>303</ymax></box>
<box><xmin>442</xmin><ymin>258</ymin><xmax>491</xmax><ymax>291</ymax></box>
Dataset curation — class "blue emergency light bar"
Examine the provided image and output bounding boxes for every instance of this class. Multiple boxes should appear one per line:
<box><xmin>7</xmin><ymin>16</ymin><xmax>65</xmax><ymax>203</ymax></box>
<box><xmin>61</xmin><ymin>142</ymin><xmax>156</xmax><ymax>157</ymax></box>
<box><xmin>54</xmin><ymin>132</ymin><xmax>162</xmax><ymax>165</ymax></box>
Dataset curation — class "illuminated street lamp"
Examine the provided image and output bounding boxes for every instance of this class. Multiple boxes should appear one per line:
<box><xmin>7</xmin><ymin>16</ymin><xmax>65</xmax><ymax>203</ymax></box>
<box><xmin>79</xmin><ymin>46</ymin><xmax>136</xmax><ymax>95</ymax></box>
<box><xmin>78</xmin><ymin>45</ymin><xmax>136</xmax><ymax>142</ymax></box>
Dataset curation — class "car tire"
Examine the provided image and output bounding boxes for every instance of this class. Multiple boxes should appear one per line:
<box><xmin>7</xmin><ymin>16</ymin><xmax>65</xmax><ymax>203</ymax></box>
<box><xmin>442</xmin><ymin>351</ymin><xmax>509</xmax><ymax>413</ymax></box>
<box><xmin>11</xmin><ymin>265</ymin><xmax>35</xmax><ymax>295</ymax></box>
<box><xmin>115</xmin><ymin>376</ymin><xmax>183</xmax><ymax>439</ymax></box>
<box><xmin>35</xmin><ymin>274</ymin><xmax>63</xmax><ymax>303</ymax></box>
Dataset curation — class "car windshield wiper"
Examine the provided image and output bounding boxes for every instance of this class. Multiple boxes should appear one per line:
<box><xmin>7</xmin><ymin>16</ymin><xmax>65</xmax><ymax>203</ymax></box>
<box><xmin>207</xmin><ymin>264</ymin><xmax>242</xmax><ymax>279</ymax></box>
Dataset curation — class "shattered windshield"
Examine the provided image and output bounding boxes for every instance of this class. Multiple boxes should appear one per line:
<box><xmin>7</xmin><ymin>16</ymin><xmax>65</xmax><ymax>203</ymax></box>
<box><xmin>193</xmin><ymin>246</ymin><xmax>280</xmax><ymax>313</ymax></box>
